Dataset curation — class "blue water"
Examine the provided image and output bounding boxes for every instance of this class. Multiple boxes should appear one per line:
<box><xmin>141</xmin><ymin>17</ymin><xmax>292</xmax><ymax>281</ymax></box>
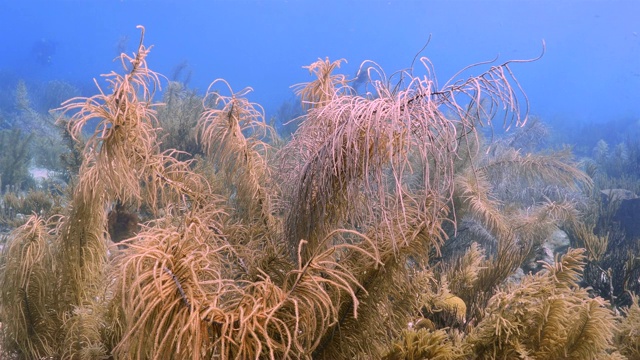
<box><xmin>1</xmin><ymin>1</ymin><xmax>638</xmax><ymax>128</ymax></box>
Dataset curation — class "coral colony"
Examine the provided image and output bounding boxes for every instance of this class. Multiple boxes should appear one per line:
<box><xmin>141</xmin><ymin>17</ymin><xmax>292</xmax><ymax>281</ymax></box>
<box><xmin>0</xmin><ymin>27</ymin><xmax>639</xmax><ymax>359</ymax></box>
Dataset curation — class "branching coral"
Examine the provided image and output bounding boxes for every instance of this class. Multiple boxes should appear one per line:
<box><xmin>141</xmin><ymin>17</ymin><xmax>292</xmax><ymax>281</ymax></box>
<box><xmin>466</xmin><ymin>248</ymin><xmax>617</xmax><ymax>359</ymax></box>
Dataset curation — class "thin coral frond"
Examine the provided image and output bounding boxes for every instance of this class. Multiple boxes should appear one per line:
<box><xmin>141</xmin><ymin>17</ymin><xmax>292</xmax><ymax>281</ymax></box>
<box><xmin>282</xmin><ymin>51</ymin><xmax>531</xmax><ymax>264</ymax></box>
<box><xmin>482</xmin><ymin>147</ymin><xmax>593</xmax><ymax>193</ymax></box>
<box><xmin>293</xmin><ymin>58</ymin><xmax>349</xmax><ymax>110</ymax></box>
<box><xmin>466</xmin><ymin>248</ymin><xmax>616</xmax><ymax>359</ymax></box>
<box><xmin>0</xmin><ymin>215</ymin><xmax>58</xmax><ymax>358</ymax></box>
<box><xmin>445</xmin><ymin>242</ymin><xmax>486</xmax><ymax>301</ymax></box>
<box><xmin>568</xmin><ymin>222</ymin><xmax>608</xmax><ymax>262</ymax></box>
<box><xmin>57</xmin><ymin>26</ymin><xmax>164</xmax><ymax>208</ymax></box>
<box><xmin>542</xmin><ymin>248</ymin><xmax>586</xmax><ymax>289</ymax></box>
<box><xmin>454</xmin><ymin>168</ymin><xmax>508</xmax><ymax>239</ymax></box>
<box><xmin>383</xmin><ymin>328</ymin><xmax>463</xmax><ymax>360</ymax></box>
<box><xmin>615</xmin><ymin>295</ymin><xmax>640</xmax><ymax>358</ymax></box>
<box><xmin>111</xmin><ymin>204</ymin><xmax>237</xmax><ymax>360</ymax></box>
<box><xmin>197</xmin><ymin>80</ymin><xmax>278</xmax><ymax>231</ymax></box>
<box><xmin>564</xmin><ymin>297</ymin><xmax>616</xmax><ymax>360</ymax></box>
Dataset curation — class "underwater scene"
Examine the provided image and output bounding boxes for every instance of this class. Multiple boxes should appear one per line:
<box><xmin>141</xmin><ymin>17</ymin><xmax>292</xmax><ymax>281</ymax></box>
<box><xmin>0</xmin><ymin>1</ymin><xmax>639</xmax><ymax>359</ymax></box>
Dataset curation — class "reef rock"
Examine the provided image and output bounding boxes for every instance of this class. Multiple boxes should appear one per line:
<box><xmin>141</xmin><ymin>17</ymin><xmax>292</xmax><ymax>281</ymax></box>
<box><xmin>613</xmin><ymin>197</ymin><xmax>640</xmax><ymax>240</ymax></box>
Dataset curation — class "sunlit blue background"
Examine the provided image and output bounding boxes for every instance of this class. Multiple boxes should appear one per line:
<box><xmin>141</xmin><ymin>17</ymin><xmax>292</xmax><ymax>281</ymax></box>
<box><xmin>1</xmin><ymin>1</ymin><xmax>638</xmax><ymax>130</ymax></box>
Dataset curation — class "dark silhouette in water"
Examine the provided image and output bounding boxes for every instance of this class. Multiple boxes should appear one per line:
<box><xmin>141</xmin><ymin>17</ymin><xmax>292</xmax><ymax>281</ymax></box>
<box><xmin>31</xmin><ymin>38</ymin><xmax>56</xmax><ymax>66</ymax></box>
<box><xmin>107</xmin><ymin>202</ymin><xmax>139</xmax><ymax>244</ymax></box>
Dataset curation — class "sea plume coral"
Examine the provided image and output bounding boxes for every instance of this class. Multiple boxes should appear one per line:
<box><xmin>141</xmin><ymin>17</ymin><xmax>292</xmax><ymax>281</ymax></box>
<box><xmin>0</xmin><ymin>27</ymin><xmax>577</xmax><ymax>360</ymax></box>
<box><xmin>466</xmin><ymin>248</ymin><xmax>617</xmax><ymax>359</ymax></box>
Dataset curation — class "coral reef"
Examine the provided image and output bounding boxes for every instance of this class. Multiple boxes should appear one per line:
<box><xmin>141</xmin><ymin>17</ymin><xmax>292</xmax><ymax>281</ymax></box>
<box><xmin>0</xmin><ymin>26</ymin><xmax>638</xmax><ymax>360</ymax></box>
